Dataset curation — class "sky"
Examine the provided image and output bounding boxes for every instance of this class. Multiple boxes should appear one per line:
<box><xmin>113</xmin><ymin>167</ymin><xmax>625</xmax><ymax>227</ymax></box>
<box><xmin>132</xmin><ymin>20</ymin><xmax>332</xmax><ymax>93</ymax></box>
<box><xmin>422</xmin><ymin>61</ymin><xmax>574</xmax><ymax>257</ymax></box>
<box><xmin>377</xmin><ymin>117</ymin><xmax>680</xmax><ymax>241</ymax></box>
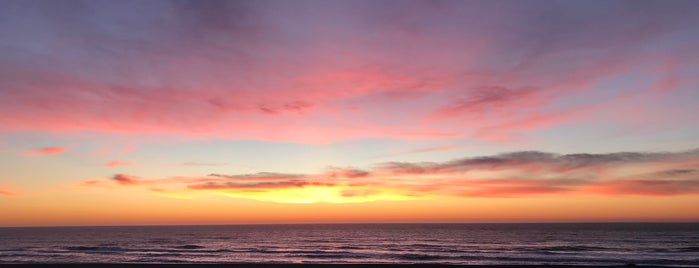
<box><xmin>1</xmin><ymin>0</ymin><xmax>699</xmax><ymax>226</ymax></box>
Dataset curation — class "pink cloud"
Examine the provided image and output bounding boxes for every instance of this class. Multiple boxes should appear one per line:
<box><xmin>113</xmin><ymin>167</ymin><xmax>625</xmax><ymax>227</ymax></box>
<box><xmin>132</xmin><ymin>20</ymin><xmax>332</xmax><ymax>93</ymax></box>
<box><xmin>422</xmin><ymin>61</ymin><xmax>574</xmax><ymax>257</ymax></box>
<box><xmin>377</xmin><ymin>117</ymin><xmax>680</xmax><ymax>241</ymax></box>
<box><xmin>1</xmin><ymin>1</ymin><xmax>696</xmax><ymax>144</ymax></box>
<box><xmin>26</xmin><ymin>147</ymin><xmax>67</xmax><ymax>155</ymax></box>
<box><xmin>258</xmin><ymin>101</ymin><xmax>313</xmax><ymax>115</ymax></box>
<box><xmin>104</xmin><ymin>160</ymin><xmax>133</xmax><ymax>167</ymax></box>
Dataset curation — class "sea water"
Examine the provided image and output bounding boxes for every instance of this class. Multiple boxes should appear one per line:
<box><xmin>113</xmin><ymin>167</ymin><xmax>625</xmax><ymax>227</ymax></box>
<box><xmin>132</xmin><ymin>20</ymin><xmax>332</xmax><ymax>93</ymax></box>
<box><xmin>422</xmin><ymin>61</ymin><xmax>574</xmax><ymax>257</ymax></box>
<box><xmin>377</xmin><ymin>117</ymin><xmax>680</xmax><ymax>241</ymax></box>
<box><xmin>1</xmin><ymin>223</ymin><xmax>697</xmax><ymax>265</ymax></box>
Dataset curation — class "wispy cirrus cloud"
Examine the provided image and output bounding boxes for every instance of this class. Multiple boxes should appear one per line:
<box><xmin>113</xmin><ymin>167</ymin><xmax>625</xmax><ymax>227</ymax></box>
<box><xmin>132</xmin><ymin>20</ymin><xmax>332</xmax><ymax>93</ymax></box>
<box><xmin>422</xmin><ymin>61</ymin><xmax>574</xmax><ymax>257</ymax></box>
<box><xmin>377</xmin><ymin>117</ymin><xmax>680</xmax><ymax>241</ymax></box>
<box><xmin>258</xmin><ymin>101</ymin><xmax>314</xmax><ymax>115</ymax></box>
<box><xmin>435</xmin><ymin>86</ymin><xmax>541</xmax><ymax>117</ymax></box>
<box><xmin>91</xmin><ymin>149</ymin><xmax>699</xmax><ymax>202</ymax></box>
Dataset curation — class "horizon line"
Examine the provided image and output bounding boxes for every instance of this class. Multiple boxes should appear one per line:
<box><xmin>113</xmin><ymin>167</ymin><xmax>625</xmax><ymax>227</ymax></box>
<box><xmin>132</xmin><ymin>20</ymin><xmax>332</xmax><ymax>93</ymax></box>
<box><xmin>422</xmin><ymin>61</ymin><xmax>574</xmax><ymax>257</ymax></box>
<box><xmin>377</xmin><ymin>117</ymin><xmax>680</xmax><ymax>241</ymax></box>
<box><xmin>3</xmin><ymin>220</ymin><xmax>698</xmax><ymax>228</ymax></box>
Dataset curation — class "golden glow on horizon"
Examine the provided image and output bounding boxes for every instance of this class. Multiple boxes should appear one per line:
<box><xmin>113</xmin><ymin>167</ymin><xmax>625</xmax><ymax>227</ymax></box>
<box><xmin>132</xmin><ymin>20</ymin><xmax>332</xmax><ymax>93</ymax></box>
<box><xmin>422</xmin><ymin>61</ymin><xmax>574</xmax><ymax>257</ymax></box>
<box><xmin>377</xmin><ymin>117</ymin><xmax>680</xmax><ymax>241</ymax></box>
<box><xmin>3</xmin><ymin>188</ymin><xmax>699</xmax><ymax>226</ymax></box>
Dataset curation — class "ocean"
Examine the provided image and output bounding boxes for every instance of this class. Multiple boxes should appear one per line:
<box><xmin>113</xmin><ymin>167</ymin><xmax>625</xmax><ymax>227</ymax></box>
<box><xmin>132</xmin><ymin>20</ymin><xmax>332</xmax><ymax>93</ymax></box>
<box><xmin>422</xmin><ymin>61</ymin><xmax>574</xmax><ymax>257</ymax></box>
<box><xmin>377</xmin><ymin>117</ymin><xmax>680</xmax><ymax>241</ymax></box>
<box><xmin>0</xmin><ymin>223</ymin><xmax>697</xmax><ymax>266</ymax></box>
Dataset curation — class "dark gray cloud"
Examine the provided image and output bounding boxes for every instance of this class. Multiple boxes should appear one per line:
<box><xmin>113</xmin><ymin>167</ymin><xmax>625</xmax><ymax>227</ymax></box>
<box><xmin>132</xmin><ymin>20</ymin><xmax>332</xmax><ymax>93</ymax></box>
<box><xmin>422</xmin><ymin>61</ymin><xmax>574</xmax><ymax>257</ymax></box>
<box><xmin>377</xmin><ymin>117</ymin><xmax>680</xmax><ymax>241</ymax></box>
<box><xmin>111</xmin><ymin>173</ymin><xmax>139</xmax><ymax>185</ymax></box>
<box><xmin>380</xmin><ymin>149</ymin><xmax>699</xmax><ymax>174</ymax></box>
<box><xmin>648</xmin><ymin>169</ymin><xmax>698</xmax><ymax>177</ymax></box>
<box><xmin>324</xmin><ymin>167</ymin><xmax>371</xmax><ymax>178</ymax></box>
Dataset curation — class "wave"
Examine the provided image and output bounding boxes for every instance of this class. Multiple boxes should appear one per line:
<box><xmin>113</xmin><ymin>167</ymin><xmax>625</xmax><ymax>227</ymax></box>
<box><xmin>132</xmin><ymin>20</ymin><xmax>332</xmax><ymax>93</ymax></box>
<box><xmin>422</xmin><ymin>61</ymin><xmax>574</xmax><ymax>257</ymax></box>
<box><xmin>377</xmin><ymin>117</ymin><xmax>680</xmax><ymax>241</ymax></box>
<box><xmin>539</xmin><ymin>245</ymin><xmax>608</xmax><ymax>252</ymax></box>
<box><xmin>147</xmin><ymin>238</ymin><xmax>186</xmax><ymax>245</ymax></box>
<box><xmin>0</xmin><ymin>247</ymin><xmax>31</xmax><ymax>252</ymax></box>
<box><xmin>300</xmin><ymin>239</ymin><xmax>332</xmax><ymax>243</ymax></box>
<box><xmin>132</xmin><ymin>257</ymin><xmax>188</xmax><ymax>263</ymax></box>
<box><xmin>0</xmin><ymin>253</ymin><xmax>32</xmax><ymax>257</ymax></box>
<box><xmin>172</xmin><ymin>245</ymin><xmax>205</xmax><ymax>250</ymax></box>
<box><xmin>299</xmin><ymin>253</ymin><xmax>371</xmax><ymax>259</ymax></box>
<box><xmin>60</xmin><ymin>245</ymin><xmax>232</xmax><ymax>254</ymax></box>
<box><xmin>335</xmin><ymin>246</ymin><xmax>362</xmax><ymax>250</ymax></box>
<box><xmin>675</xmin><ymin>246</ymin><xmax>699</xmax><ymax>252</ymax></box>
<box><xmin>395</xmin><ymin>253</ymin><xmax>443</xmax><ymax>261</ymax></box>
<box><xmin>63</xmin><ymin>246</ymin><xmax>127</xmax><ymax>252</ymax></box>
<box><xmin>142</xmin><ymin>253</ymin><xmax>183</xmax><ymax>257</ymax></box>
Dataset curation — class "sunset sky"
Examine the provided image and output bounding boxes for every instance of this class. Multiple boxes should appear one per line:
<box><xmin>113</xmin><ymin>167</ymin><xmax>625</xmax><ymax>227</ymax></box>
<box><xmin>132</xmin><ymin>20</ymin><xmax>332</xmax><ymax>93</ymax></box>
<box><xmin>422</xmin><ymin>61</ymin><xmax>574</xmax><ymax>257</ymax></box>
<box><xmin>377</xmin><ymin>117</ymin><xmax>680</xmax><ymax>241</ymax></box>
<box><xmin>1</xmin><ymin>0</ymin><xmax>699</xmax><ymax>226</ymax></box>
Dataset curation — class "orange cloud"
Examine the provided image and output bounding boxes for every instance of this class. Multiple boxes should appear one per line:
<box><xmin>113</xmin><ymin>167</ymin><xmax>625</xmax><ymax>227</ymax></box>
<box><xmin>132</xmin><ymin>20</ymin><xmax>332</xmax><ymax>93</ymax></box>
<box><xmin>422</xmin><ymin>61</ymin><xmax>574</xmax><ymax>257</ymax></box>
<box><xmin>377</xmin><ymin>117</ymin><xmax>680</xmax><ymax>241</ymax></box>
<box><xmin>81</xmin><ymin>180</ymin><xmax>100</xmax><ymax>186</ymax></box>
<box><xmin>0</xmin><ymin>188</ymin><xmax>17</xmax><ymax>196</ymax></box>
